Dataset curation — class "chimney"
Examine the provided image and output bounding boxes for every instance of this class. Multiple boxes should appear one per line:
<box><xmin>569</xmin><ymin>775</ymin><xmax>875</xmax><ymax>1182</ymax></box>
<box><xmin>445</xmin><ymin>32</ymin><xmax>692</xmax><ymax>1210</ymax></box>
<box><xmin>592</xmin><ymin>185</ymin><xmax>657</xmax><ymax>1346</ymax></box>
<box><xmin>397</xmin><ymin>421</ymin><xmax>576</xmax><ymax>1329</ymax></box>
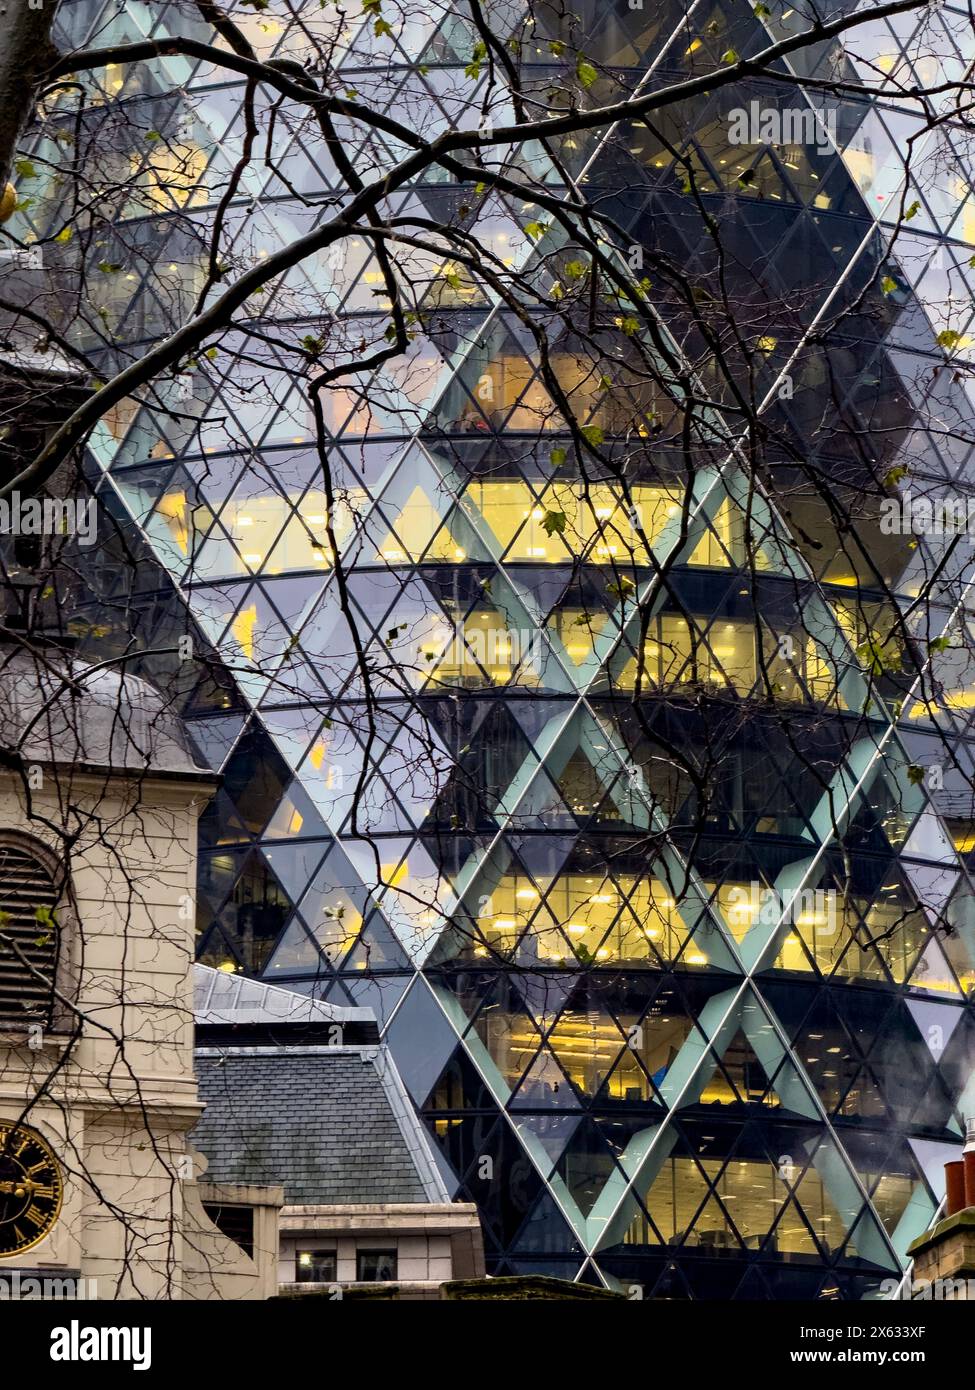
<box><xmin>905</xmin><ymin>1124</ymin><xmax>975</xmax><ymax>1297</ymax></box>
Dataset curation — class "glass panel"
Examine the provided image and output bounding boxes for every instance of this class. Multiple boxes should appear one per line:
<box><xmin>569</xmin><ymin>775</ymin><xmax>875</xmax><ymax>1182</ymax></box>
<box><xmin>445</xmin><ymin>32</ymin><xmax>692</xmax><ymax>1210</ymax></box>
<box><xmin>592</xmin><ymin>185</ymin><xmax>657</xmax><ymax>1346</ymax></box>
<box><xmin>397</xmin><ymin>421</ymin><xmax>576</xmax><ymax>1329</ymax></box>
<box><xmin>474</xmin><ymin>872</ymin><xmax>697</xmax><ymax>965</ymax></box>
<box><xmin>356</xmin><ymin>1249</ymin><xmax>397</xmax><ymax>1281</ymax></box>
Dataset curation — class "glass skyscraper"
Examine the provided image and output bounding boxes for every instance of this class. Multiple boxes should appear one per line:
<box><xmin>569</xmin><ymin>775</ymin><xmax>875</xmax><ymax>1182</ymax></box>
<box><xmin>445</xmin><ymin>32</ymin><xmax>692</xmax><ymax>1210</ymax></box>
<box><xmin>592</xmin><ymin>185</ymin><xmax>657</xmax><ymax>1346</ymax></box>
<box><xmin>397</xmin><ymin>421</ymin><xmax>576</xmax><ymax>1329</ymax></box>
<box><xmin>17</xmin><ymin>0</ymin><xmax>975</xmax><ymax>1297</ymax></box>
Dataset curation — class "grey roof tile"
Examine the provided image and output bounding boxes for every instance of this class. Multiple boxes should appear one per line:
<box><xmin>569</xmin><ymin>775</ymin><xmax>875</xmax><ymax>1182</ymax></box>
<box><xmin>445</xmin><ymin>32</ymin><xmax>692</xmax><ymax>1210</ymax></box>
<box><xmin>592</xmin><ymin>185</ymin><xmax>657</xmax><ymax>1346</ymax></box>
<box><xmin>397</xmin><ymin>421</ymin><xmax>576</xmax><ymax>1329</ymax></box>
<box><xmin>190</xmin><ymin>1047</ymin><xmax>445</xmax><ymax>1205</ymax></box>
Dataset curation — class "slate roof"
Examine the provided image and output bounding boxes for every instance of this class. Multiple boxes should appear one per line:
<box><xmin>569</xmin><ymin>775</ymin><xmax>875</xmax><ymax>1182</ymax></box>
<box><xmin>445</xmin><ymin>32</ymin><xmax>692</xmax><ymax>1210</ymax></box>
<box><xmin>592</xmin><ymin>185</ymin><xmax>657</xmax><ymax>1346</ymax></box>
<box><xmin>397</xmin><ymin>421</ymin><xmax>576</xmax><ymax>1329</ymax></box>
<box><xmin>191</xmin><ymin>1045</ymin><xmax>449</xmax><ymax>1206</ymax></box>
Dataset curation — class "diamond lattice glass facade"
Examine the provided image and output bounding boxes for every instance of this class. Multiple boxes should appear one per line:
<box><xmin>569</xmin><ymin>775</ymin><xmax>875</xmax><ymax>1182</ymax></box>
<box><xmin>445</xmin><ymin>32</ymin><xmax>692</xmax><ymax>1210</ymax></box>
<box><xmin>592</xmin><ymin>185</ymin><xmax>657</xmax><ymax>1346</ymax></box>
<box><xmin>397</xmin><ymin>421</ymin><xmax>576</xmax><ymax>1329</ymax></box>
<box><xmin>16</xmin><ymin>0</ymin><xmax>975</xmax><ymax>1297</ymax></box>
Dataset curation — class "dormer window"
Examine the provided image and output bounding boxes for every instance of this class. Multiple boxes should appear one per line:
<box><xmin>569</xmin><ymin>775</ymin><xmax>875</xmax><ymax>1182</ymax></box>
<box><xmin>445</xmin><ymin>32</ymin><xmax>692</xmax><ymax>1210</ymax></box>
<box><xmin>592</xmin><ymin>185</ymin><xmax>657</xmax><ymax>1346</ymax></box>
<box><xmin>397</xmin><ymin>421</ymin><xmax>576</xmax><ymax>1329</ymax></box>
<box><xmin>0</xmin><ymin>837</ymin><xmax>61</xmax><ymax>1028</ymax></box>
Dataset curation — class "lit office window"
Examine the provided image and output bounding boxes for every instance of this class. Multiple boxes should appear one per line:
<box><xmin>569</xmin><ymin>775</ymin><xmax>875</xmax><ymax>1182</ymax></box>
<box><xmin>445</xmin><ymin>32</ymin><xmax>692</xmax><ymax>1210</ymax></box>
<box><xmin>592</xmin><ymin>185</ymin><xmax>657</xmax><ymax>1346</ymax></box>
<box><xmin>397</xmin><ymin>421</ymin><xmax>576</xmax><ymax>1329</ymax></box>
<box><xmin>296</xmin><ymin>1249</ymin><xmax>337</xmax><ymax>1283</ymax></box>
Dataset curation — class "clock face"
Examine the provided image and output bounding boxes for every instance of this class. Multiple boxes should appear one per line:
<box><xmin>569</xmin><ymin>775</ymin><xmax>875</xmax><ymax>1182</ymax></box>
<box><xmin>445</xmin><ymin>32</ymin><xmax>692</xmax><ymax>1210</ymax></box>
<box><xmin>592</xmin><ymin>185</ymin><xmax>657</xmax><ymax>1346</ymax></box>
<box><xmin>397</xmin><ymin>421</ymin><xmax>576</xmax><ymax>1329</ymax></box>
<box><xmin>0</xmin><ymin>1123</ymin><xmax>62</xmax><ymax>1256</ymax></box>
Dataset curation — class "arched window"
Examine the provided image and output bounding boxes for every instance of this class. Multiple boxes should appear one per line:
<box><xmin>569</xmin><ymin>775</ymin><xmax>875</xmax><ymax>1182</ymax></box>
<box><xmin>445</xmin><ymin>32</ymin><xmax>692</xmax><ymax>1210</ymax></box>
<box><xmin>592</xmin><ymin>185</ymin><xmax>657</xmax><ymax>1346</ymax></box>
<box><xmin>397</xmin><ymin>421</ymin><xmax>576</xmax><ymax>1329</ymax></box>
<box><xmin>0</xmin><ymin>837</ymin><xmax>61</xmax><ymax>1028</ymax></box>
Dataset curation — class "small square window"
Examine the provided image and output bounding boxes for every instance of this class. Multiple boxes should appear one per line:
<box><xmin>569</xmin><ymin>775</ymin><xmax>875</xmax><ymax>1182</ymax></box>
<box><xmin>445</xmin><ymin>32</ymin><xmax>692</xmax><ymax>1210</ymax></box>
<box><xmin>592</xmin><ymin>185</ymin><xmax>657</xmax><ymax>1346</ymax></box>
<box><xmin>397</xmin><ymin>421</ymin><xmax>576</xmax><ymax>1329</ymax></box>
<box><xmin>296</xmin><ymin>1248</ymin><xmax>337</xmax><ymax>1283</ymax></box>
<box><xmin>356</xmin><ymin>1248</ymin><xmax>397</xmax><ymax>1282</ymax></box>
<box><xmin>203</xmin><ymin>1203</ymin><xmax>254</xmax><ymax>1258</ymax></box>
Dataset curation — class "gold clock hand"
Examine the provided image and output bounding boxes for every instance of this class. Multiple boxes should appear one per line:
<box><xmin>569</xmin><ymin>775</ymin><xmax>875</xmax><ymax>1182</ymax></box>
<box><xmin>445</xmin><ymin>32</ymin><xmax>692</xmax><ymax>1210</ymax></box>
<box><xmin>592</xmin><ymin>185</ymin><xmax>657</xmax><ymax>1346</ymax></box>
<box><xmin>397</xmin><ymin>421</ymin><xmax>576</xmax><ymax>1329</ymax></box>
<box><xmin>0</xmin><ymin>1178</ymin><xmax>38</xmax><ymax>1196</ymax></box>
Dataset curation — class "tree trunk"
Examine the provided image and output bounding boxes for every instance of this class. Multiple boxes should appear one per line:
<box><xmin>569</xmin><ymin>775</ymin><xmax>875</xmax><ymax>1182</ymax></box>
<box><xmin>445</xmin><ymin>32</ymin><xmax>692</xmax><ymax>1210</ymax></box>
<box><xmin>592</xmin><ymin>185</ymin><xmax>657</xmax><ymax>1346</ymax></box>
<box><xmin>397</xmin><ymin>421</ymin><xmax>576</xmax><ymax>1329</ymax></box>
<box><xmin>0</xmin><ymin>0</ymin><xmax>61</xmax><ymax>190</ymax></box>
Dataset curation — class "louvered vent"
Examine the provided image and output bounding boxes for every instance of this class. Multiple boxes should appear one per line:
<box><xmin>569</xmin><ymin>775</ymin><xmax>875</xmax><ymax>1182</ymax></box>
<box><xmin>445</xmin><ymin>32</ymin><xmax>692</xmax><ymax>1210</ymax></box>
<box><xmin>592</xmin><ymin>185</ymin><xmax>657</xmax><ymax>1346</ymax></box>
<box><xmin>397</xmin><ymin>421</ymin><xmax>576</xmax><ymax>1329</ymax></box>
<box><xmin>0</xmin><ymin>843</ymin><xmax>59</xmax><ymax>1026</ymax></box>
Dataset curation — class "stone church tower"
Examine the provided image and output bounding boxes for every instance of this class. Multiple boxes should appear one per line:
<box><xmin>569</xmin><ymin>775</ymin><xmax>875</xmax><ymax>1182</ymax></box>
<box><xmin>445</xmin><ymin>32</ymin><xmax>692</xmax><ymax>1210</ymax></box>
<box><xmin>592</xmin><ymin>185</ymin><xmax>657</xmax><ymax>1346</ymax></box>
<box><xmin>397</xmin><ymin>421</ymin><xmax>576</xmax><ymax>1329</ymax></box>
<box><xmin>0</xmin><ymin>642</ymin><xmax>280</xmax><ymax>1297</ymax></box>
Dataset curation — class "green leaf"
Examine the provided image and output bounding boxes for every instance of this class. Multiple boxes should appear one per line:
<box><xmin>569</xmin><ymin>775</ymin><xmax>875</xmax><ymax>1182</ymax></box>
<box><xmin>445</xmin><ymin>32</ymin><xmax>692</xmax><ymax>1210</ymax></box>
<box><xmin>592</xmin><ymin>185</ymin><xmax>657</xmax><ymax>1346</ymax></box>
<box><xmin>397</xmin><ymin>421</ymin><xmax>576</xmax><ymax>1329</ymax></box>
<box><xmin>541</xmin><ymin>509</ymin><xmax>567</xmax><ymax>537</ymax></box>
<box><xmin>54</xmin><ymin>226</ymin><xmax>72</xmax><ymax>243</ymax></box>
<box><xmin>204</xmin><ymin>347</ymin><xmax>218</xmax><ymax>359</ymax></box>
<box><xmin>856</xmin><ymin>637</ymin><xmax>902</xmax><ymax>676</ymax></box>
<box><xmin>580</xmin><ymin>424</ymin><xmax>604</xmax><ymax>448</ymax></box>
<box><xmin>550</xmin><ymin>447</ymin><xmax>567</xmax><ymax>467</ymax></box>
<box><xmin>576</xmin><ymin>54</ymin><xmax>598</xmax><ymax>88</ymax></box>
<box><xmin>564</xmin><ymin>259</ymin><xmax>588</xmax><ymax>280</ymax></box>
<box><xmin>722</xmin><ymin>48</ymin><xmax>739</xmax><ymax>64</ymax></box>
<box><xmin>880</xmin><ymin>275</ymin><xmax>898</xmax><ymax>296</ymax></box>
<box><xmin>937</xmin><ymin>329</ymin><xmax>962</xmax><ymax>351</ymax></box>
<box><xmin>548</xmin><ymin>40</ymin><xmax>566</xmax><ymax>57</ymax></box>
<box><xmin>928</xmin><ymin>636</ymin><xmax>951</xmax><ymax>653</ymax></box>
<box><xmin>242</xmin><ymin>0</ymin><xmax>269</xmax><ymax>9</ymax></box>
<box><xmin>465</xmin><ymin>41</ymin><xmax>487</xmax><ymax>80</ymax></box>
<box><xmin>753</xmin><ymin>3</ymin><xmax>771</xmax><ymax>16</ymax></box>
<box><xmin>97</xmin><ymin>261</ymin><xmax>122</xmax><ymax>274</ymax></box>
<box><xmin>14</xmin><ymin>159</ymin><xmax>37</xmax><ymax>179</ymax></box>
<box><xmin>144</xmin><ymin>131</ymin><xmax>162</xmax><ymax>142</ymax></box>
<box><xmin>906</xmin><ymin>764</ymin><xmax>925</xmax><ymax>785</ymax></box>
<box><xmin>374</xmin><ymin>17</ymin><xmax>393</xmax><ymax>37</ymax></box>
<box><xmin>884</xmin><ymin>465</ymin><xmax>908</xmax><ymax>487</ymax></box>
<box><xmin>523</xmin><ymin>221</ymin><xmax>547</xmax><ymax>241</ymax></box>
<box><xmin>607</xmin><ymin>575</ymin><xmax>636</xmax><ymax>600</ymax></box>
<box><xmin>904</xmin><ymin>199</ymin><xmax>920</xmax><ymax>221</ymax></box>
